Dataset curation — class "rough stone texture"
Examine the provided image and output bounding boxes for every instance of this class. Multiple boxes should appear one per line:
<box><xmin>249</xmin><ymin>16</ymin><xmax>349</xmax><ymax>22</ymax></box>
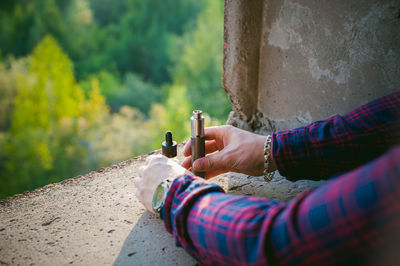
<box><xmin>224</xmin><ymin>0</ymin><xmax>400</xmax><ymax>131</ymax></box>
<box><xmin>0</xmin><ymin>144</ymin><xmax>323</xmax><ymax>265</ymax></box>
<box><xmin>222</xmin><ymin>0</ymin><xmax>264</xmax><ymax>120</ymax></box>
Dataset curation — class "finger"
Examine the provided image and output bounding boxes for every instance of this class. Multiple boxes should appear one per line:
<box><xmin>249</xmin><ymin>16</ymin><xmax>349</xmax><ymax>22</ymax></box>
<box><xmin>138</xmin><ymin>166</ymin><xmax>145</xmax><ymax>177</ymax></box>
<box><xmin>204</xmin><ymin>168</ymin><xmax>228</xmax><ymax>179</ymax></box>
<box><xmin>135</xmin><ymin>190</ymin><xmax>141</xmax><ymax>201</ymax></box>
<box><xmin>133</xmin><ymin>177</ymin><xmax>142</xmax><ymax>188</ymax></box>
<box><xmin>193</xmin><ymin>151</ymin><xmax>227</xmax><ymax>172</ymax></box>
<box><xmin>182</xmin><ymin>156</ymin><xmax>192</xmax><ymax>169</ymax></box>
<box><xmin>204</xmin><ymin>126</ymin><xmax>227</xmax><ymax>141</ymax></box>
<box><xmin>183</xmin><ymin>140</ymin><xmax>191</xmax><ymax>157</ymax></box>
<box><xmin>146</xmin><ymin>154</ymin><xmax>165</xmax><ymax>165</ymax></box>
<box><xmin>182</xmin><ymin>141</ymin><xmax>218</xmax><ymax>169</ymax></box>
<box><xmin>205</xmin><ymin>140</ymin><xmax>218</xmax><ymax>154</ymax></box>
<box><xmin>145</xmin><ymin>154</ymin><xmax>155</xmax><ymax>164</ymax></box>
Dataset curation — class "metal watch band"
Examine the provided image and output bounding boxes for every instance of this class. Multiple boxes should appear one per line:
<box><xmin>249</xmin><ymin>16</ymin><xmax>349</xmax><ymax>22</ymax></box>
<box><xmin>263</xmin><ymin>135</ymin><xmax>275</xmax><ymax>182</ymax></box>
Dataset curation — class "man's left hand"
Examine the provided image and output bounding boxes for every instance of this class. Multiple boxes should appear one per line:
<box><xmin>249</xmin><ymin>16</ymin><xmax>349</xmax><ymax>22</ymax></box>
<box><xmin>134</xmin><ymin>154</ymin><xmax>190</xmax><ymax>213</ymax></box>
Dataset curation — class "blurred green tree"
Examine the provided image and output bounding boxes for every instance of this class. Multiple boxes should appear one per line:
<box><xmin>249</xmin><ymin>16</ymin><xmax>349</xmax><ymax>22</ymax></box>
<box><xmin>0</xmin><ymin>58</ymin><xmax>27</xmax><ymax>131</ymax></box>
<box><xmin>0</xmin><ymin>35</ymin><xmax>107</xmax><ymax>198</ymax></box>
<box><xmin>0</xmin><ymin>0</ymin><xmax>66</xmax><ymax>58</ymax></box>
<box><xmin>87</xmin><ymin>105</ymin><xmax>152</xmax><ymax>165</ymax></box>
<box><xmin>118</xmin><ymin>73</ymin><xmax>161</xmax><ymax>115</ymax></box>
<box><xmin>101</xmin><ymin>0</ymin><xmax>204</xmax><ymax>84</ymax></box>
<box><xmin>169</xmin><ymin>0</ymin><xmax>230</xmax><ymax>121</ymax></box>
<box><xmin>80</xmin><ymin>71</ymin><xmax>161</xmax><ymax>115</ymax></box>
<box><xmin>0</xmin><ymin>0</ymin><xmax>228</xmax><ymax>199</ymax></box>
<box><xmin>80</xmin><ymin>70</ymin><xmax>122</xmax><ymax>107</ymax></box>
<box><xmin>146</xmin><ymin>84</ymin><xmax>191</xmax><ymax>150</ymax></box>
<box><xmin>0</xmin><ymin>0</ymin><xmax>204</xmax><ymax>83</ymax></box>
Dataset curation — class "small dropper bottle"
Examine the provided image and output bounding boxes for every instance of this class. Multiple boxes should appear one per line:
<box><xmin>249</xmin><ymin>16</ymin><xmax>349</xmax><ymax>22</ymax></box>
<box><xmin>162</xmin><ymin>131</ymin><xmax>177</xmax><ymax>158</ymax></box>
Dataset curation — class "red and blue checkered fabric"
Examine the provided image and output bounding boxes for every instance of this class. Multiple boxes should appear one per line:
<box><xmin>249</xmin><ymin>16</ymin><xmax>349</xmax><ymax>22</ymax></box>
<box><xmin>273</xmin><ymin>91</ymin><xmax>400</xmax><ymax>181</ymax></box>
<box><xmin>162</xmin><ymin>92</ymin><xmax>400</xmax><ymax>265</ymax></box>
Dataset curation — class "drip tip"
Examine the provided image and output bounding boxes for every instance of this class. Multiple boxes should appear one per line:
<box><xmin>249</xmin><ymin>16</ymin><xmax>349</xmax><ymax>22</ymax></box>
<box><xmin>162</xmin><ymin>131</ymin><xmax>177</xmax><ymax>158</ymax></box>
<box><xmin>193</xmin><ymin>110</ymin><xmax>202</xmax><ymax>119</ymax></box>
<box><xmin>165</xmin><ymin>131</ymin><xmax>173</xmax><ymax>146</ymax></box>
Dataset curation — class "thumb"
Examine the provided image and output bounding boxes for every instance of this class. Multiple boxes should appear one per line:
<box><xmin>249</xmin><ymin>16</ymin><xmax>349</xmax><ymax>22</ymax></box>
<box><xmin>193</xmin><ymin>152</ymin><xmax>227</xmax><ymax>171</ymax></box>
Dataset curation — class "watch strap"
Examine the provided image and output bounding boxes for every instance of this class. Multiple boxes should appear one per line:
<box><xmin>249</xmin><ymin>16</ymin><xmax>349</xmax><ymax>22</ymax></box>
<box><xmin>152</xmin><ymin>178</ymin><xmax>172</xmax><ymax>218</ymax></box>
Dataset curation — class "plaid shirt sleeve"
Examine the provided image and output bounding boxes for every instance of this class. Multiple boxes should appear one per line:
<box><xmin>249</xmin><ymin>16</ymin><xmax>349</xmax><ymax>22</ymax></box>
<box><xmin>161</xmin><ymin>92</ymin><xmax>400</xmax><ymax>264</ymax></box>
<box><xmin>272</xmin><ymin>91</ymin><xmax>400</xmax><ymax>181</ymax></box>
<box><xmin>163</xmin><ymin>145</ymin><xmax>400</xmax><ymax>265</ymax></box>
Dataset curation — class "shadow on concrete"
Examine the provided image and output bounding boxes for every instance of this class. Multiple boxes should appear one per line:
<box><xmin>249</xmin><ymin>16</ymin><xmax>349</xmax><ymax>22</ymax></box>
<box><xmin>226</xmin><ymin>172</ymin><xmax>325</xmax><ymax>203</ymax></box>
<box><xmin>112</xmin><ymin>171</ymin><xmax>323</xmax><ymax>265</ymax></box>
<box><xmin>113</xmin><ymin>211</ymin><xmax>197</xmax><ymax>265</ymax></box>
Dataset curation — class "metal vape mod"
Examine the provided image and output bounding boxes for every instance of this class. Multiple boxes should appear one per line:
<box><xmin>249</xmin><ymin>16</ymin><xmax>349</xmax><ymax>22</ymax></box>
<box><xmin>190</xmin><ymin>110</ymin><xmax>206</xmax><ymax>178</ymax></box>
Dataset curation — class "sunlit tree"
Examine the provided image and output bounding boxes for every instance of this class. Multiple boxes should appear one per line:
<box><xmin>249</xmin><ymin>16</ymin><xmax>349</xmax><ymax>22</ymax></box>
<box><xmin>1</xmin><ymin>35</ymin><xmax>107</xmax><ymax>197</ymax></box>
<box><xmin>0</xmin><ymin>0</ymin><xmax>228</xmax><ymax>199</ymax></box>
<box><xmin>169</xmin><ymin>0</ymin><xmax>230</xmax><ymax>121</ymax></box>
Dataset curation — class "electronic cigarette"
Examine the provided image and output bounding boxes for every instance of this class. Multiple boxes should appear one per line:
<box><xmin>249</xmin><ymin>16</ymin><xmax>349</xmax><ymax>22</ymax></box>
<box><xmin>191</xmin><ymin>110</ymin><xmax>206</xmax><ymax>178</ymax></box>
<box><xmin>162</xmin><ymin>131</ymin><xmax>177</xmax><ymax>158</ymax></box>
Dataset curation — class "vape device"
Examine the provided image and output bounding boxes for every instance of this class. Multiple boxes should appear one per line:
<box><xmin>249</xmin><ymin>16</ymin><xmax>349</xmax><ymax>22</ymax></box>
<box><xmin>190</xmin><ymin>110</ymin><xmax>206</xmax><ymax>178</ymax></box>
<box><xmin>162</xmin><ymin>131</ymin><xmax>177</xmax><ymax>158</ymax></box>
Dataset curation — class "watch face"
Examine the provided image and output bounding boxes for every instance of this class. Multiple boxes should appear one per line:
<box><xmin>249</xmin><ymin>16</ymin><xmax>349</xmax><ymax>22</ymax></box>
<box><xmin>152</xmin><ymin>181</ymin><xmax>169</xmax><ymax>213</ymax></box>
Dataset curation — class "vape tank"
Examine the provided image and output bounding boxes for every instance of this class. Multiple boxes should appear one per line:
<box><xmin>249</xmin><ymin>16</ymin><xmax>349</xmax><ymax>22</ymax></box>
<box><xmin>190</xmin><ymin>110</ymin><xmax>205</xmax><ymax>178</ymax></box>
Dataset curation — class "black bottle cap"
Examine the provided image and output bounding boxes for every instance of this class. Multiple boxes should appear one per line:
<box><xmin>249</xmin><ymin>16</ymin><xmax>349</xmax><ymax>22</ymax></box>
<box><xmin>162</xmin><ymin>131</ymin><xmax>177</xmax><ymax>158</ymax></box>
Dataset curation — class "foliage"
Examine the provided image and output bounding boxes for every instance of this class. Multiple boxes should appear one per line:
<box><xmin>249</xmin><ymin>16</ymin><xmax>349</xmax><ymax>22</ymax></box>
<box><xmin>146</xmin><ymin>85</ymin><xmax>192</xmax><ymax>151</ymax></box>
<box><xmin>0</xmin><ymin>58</ymin><xmax>26</xmax><ymax>131</ymax></box>
<box><xmin>0</xmin><ymin>36</ymin><xmax>106</xmax><ymax>197</ymax></box>
<box><xmin>0</xmin><ymin>0</ymin><xmax>230</xmax><ymax>199</ymax></box>
<box><xmin>81</xmin><ymin>71</ymin><xmax>161</xmax><ymax>115</ymax></box>
<box><xmin>0</xmin><ymin>0</ymin><xmax>204</xmax><ymax>82</ymax></box>
<box><xmin>169</xmin><ymin>0</ymin><xmax>231</xmax><ymax>121</ymax></box>
<box><xmin>87</xmin><ymin>106</ymin><xmax>152</xmax><ymax>166</ymax></box>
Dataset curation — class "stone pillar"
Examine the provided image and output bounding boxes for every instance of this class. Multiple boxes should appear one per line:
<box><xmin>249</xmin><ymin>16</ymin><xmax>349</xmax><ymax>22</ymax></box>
<box><xmin>224</xmin><ymin>0</ymin><xmax>400</xmax><ymax>133</ymax></box>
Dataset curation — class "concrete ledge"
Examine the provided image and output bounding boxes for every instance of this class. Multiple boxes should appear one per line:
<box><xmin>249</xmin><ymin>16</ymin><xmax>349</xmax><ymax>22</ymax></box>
<box><xmin>0</xmin><ymin>143</ymin><xmax>323</xmax><ymax>265</ymax></box>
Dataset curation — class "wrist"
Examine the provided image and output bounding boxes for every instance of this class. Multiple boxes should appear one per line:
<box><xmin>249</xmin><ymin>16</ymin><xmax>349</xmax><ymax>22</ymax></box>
<box><xmin>152</xmin><ymin>178</ymin><xmax>173</xmax><ymax>218</ymax></box>
<box><xmin>152</xmin><ymin>172</ymin><xmax>192</xmax><ymax>218</ymax></box>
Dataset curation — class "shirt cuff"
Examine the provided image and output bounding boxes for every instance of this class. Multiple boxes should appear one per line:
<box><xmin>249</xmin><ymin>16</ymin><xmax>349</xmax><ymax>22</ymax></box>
<box><xmin>162</xmin><ymin>174</ymin><xmax>225</xmax><ymax>244</ymax></box>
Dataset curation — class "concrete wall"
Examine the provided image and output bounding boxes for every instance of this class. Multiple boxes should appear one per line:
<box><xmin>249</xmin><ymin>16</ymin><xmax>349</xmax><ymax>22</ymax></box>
<box><xmin>224</xmin><ymin>0</ymin><xmax>400</xmax><ymax>133</ymax></box>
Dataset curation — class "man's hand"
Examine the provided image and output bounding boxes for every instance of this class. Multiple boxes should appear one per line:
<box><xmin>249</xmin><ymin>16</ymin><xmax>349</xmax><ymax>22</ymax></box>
<box><xmin>134</xmin><ymin>154</ymin><xmax>190</xmax><ymax>213</ymax></box>
<box><xmin>182</xmin><ymin>125</ymin><xmax>276</xmax><ymax>179</ymax></box>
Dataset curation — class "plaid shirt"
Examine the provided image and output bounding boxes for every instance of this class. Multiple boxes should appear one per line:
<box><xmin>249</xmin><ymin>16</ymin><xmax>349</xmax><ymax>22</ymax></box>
<box><xmin>162</xmin><ymin>92</ymin><xmax>400</xmax><ymax>265</ymax></box>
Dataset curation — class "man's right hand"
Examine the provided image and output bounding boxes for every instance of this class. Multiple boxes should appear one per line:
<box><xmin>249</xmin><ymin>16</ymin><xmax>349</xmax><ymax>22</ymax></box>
<box><xmin>182</xmin><ymin>125</ymin><xmax>276</xmax><ymax>179</ymax></box>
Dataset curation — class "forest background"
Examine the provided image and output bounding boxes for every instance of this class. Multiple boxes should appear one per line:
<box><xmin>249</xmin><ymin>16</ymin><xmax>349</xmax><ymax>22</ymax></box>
<box><xmin>0</xmin><ymin>0</ymin><xmax>230</xmax><ymax>199</ymax></box>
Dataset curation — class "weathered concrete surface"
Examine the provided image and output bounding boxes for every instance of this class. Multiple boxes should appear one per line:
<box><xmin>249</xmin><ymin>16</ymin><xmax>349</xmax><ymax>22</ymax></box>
<box><xmin>224</xmin><ymin>0</ymin><xmax>400</xmax><ymax>131</ymax></box>
<box><xmin>222</xmin><ymin>0</ymin><xmax>264</xmax><ymax>120</ymax></box>
<box><xmin>0</xmin><ymin>144</ymin><xmax>323</xmax><ymax>265</ymax></box>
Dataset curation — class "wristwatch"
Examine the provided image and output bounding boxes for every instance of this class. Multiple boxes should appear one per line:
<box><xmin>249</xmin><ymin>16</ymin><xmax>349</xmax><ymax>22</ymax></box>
<box><xmin>152</xmin><ymin>178</ymin><xmax>172</xmax><ymax>217</ymax></box>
